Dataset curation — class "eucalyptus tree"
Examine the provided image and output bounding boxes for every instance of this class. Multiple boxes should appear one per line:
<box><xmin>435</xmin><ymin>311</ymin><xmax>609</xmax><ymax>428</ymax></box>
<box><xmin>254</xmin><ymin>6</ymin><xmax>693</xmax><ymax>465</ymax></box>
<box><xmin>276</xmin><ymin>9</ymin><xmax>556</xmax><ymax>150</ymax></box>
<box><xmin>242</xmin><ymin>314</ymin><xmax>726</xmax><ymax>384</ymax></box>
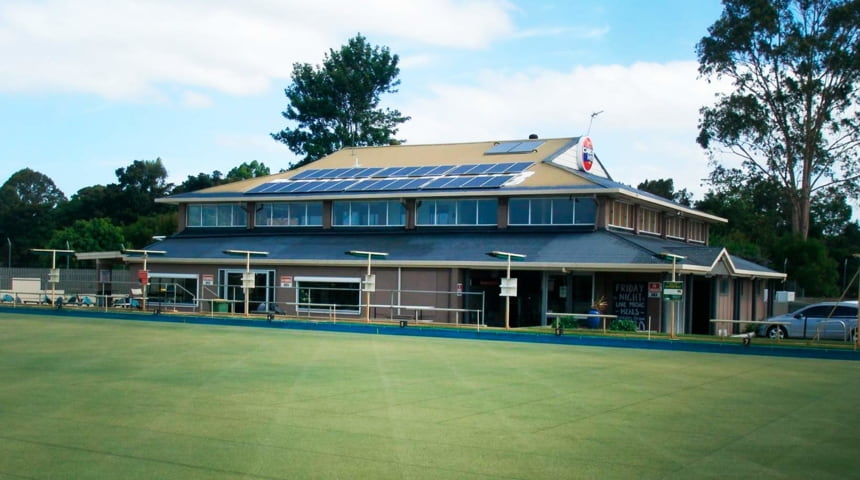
<box><xmin>697</xmin><ymin>0</ymin><xmax>860</xmax><ymax>239</ymax></box>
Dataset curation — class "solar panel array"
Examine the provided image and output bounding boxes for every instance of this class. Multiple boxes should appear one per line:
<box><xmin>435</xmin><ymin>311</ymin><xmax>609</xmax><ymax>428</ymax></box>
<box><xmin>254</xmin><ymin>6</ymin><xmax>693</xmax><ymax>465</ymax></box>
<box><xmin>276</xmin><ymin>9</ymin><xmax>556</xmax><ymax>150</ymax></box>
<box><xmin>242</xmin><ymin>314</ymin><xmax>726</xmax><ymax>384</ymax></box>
<box><xmin>247</xmin><ymin>161</ymin><xmax>533</xmax><ymax>195</ymax></box>
<box><xmin>484</xmin><ymin>140</ymin><xmax>545</xmax><ymax>155</ymax></box>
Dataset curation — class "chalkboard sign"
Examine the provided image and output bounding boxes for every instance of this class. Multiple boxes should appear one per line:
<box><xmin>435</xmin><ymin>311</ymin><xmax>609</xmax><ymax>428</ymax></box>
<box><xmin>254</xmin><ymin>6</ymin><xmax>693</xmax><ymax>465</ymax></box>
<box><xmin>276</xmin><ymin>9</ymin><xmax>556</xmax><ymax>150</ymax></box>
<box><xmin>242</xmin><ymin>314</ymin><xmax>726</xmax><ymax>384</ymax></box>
<box><xmin>613</xmin><ymin>282</ymin><xmax>647</xmax><ymax>328</ymax></box>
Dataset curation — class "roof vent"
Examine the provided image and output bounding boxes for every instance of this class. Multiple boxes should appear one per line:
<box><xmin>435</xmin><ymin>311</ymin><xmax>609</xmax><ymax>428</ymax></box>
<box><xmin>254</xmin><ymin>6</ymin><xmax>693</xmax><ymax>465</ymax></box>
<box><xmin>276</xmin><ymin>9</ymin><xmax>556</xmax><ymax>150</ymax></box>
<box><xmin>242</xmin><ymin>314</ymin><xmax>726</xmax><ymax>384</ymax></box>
<box><xmin>528</xmin><ymin>133</ymin><xmax>538</xmax><ymax>139</ymax></box>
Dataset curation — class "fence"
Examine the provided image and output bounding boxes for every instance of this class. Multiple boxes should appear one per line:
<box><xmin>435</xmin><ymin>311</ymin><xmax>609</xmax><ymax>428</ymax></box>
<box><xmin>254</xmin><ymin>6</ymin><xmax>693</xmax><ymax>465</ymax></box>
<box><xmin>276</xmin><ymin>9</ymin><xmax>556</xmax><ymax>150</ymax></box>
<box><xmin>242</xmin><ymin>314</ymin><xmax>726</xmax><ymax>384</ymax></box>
<box><xmin>0</xmin><ymin>268</ymin><xmax>485</xmax><ymax>327</ymax></box>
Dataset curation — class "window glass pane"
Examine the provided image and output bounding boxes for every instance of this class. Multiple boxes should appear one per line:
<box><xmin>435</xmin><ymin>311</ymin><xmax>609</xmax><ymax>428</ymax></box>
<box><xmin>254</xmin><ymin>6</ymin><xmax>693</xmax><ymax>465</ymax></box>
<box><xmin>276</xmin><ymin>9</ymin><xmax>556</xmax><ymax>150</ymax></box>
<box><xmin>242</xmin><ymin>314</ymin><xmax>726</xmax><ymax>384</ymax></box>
<box><xmin>368</xmin><ymin>201</ymin><xmax>388</xmax><ymax>225</ymax></box>
<box><xmin>508</xmin><ymin>199</ymin><xmax>529</xmax><ymax>225</ymax></box>
<box><xmin>216</xmin><ymin>205</ymin><xmax>233</xmax><ymax>226</ymax></box>
<box><xmin>416</xmin><ymin>200</ymin><xmax>433</xmax><ymax>225</ymax></box>
<box><xmin>233</xmin><ymin>205</ymin><xmax>248</xmax><ymax>226</ymax></box>
<box><xmin>833</xmin><ymin>306</ymin><xmax>858</xmax><ymax>317</ymax></box>
<box><xmin>255</xmin><ymin>203</ymin><xmax>272</xmax><ymax>226</ymax></box>
<box><xmin>202</xmin><ymin>205</ymin><xmax>217</xmax><ymax>226</ymax></box>
<box><xmin>532</xmin><ymin>199</ymin><xmax>551</xmax><ymax>224</ymax></box>
<box><xmin>574</xmin><ymin>198</ymin><xmax>596</xmax><ymax>224</ymax></box>
<box><xmin>389</xmin><ymin>201</ymin><xmax>406</xmax><ymax>226</ymax></box>
<box><xmin>273</xmin><ymin>203</ymin><xmax>291</xmax><ymax>225</ymax></box>
<box><xmin>333</xmin><ymin>201</ymin><xmax>350</xmax><ymax>226</ymax></box>
<box><xmin>187</xmin><ymin>205</ymin><xmax>202</xmax><ymax>227</ymax></box>
<box><xmin>552</xmin><ymin>198</ymin><xmax>574</xmax><ymax>224</ymax></box>
<box><xmin>458</xmin><ymin>199</ymin><xmax>477</xmax><ymax>225</ymax></box>
<box><xmin>802</xmin><ymin>306</ymin><xmax>830</xmax><ymax>317</ymax></box>
<box><xmin>297</xmin><ymin>280</ymin><xmax>360</xmax><ymax>312</ymax></box>
<box><xmin>477</xmin><ymin>199</ymin><xmax>497</xmax><ymax>225</ymax></box>
<box><xmin>305</xmin><ymin>202</ymin><xmax>322</xmax><ymax>226</ymax></box>
<box><xmin>435</xmin><ymin>200</ymin><xmax>456</xmax><ymax>225</ymax></box>
<box><xmin>287</xmin><ymin>203</ymin><xmax>303</xmax><ymax>225</ymax></box>
<box><xmin>148</xmin><ymin>275</ymin><xmax>198</xmax><ymax>305</ymax></box>
<box><xmin>352</xmin><ymin>201</ymin><xmax>369</xmax><ymax>225</ymax></box>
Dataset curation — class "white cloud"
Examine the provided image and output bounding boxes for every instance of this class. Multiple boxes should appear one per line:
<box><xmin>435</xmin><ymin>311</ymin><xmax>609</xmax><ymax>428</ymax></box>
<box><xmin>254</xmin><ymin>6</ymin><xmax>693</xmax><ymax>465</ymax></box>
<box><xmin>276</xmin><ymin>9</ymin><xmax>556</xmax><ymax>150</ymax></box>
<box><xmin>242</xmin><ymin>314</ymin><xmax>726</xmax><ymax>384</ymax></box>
<box><xmin>0</xmin><ymin>0</ymin><xmax>515</xmax><ymax>100</ymax></box>
<box><xmin>513</xmin><ymin>25</ymin><xmax>610</xmax><ymax>40</ymax></box>
<box><xmin>398</xmin><ymin>61</ymin><xmax>730</xmax><ymax>199</ymax></box>
<box><xmin>181</xmin><ymin>91</ymin><xmax>213</xmax><ymax>109</ymax></box>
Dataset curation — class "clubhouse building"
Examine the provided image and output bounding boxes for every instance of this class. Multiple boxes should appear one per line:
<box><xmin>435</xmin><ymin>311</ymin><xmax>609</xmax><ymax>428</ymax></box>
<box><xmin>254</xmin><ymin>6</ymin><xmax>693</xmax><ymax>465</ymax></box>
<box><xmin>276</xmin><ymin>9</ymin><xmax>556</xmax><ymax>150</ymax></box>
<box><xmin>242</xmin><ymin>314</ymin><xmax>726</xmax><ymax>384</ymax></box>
<box><xmin>137</xmin><ymin>135</ymin><xmax>785</xmax><ymax>334</ymax></box>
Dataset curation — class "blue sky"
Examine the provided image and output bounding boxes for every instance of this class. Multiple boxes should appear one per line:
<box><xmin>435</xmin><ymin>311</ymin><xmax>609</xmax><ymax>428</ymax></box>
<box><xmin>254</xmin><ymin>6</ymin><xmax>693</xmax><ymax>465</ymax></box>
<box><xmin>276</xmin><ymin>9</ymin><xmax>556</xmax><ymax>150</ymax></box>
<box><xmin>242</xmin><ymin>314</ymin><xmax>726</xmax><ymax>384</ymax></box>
<box><xmin>0</xmin><ymin>0</ymin><xmax>730</xmax><ymax>201</ymax></box>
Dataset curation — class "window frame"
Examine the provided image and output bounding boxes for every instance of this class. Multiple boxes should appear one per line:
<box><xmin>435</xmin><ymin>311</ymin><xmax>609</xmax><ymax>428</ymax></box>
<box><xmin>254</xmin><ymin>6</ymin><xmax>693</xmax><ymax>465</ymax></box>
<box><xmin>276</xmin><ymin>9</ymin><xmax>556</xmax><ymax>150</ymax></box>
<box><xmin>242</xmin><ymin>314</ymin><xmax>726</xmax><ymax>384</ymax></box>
<box><xmin>186</xmin><ymin>203</ymin><xmax>248</xmax><ymax>227</ymax></box>
<box><xmin>295</xmin><ymin>276</ymin><xmax>361</xmax><ymax>314</ymax></box>
<box><xmin>416</xmin><ymin>198</ymin><xmax>498</xmax><ymax>226</ymax></box>
<box><xmin>508</xmin><ymin>196</ymin><xmax>595</xmax><ymax>226</ymax></box>
<box><xmin>332</xmin><ymin>200</ymin><xmax>406</xmax><ymax>227</ymax></box>
<box><xmin>255</xmin><ymin>201</ymin><xmax>323</xmax><ymax>227</ymax></box>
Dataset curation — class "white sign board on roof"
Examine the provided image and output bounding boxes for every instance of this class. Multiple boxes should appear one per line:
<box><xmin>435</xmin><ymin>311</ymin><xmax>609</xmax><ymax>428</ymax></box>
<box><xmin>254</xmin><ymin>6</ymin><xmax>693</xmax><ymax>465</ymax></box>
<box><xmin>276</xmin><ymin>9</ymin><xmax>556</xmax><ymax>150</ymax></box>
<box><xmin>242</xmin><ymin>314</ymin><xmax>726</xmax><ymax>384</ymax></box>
<box><xmin>549</xmin><ymin>136</ymin><xmax>610</xmax><ymax>179</ymax></box>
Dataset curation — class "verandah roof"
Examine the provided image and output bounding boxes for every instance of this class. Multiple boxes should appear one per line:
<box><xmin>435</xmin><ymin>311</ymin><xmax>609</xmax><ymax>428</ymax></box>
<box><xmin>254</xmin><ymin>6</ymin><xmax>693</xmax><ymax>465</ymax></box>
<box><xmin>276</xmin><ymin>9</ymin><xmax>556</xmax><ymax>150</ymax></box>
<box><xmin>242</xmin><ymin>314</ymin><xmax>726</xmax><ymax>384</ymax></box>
<box><xmin>137</xmin><ymin>229</ymin><xmax>783</xmax><ymax>279</ymax></box>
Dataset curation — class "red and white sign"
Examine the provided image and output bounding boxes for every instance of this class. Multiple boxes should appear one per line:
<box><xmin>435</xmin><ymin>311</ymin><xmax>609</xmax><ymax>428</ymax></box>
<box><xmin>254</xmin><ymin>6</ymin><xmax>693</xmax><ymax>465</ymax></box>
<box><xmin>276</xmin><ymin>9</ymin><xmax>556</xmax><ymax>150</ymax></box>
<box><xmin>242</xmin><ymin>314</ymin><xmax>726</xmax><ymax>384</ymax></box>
<box><xmin>456</xmin><ymin>282</ymin><xmax>463</xmax><ymax>297</ymax></box>
<box><xmin>648</xmin><ymin>281</ymin><xmax>661</xmax><ymax>298</ymax></box>
<box><xmin>202</xmin><ymin>274</ymin><xmax>214</xmax><ymax>286</ymax></box>
<box><xmin>576</xmin><ymin>136</ymin><xmax>595</xmax><ymax>171</ymax></box>
<box><xmin>280</xmin><ymin>275</ymin><xmax>293</xmax><ymax>288</ymax></box>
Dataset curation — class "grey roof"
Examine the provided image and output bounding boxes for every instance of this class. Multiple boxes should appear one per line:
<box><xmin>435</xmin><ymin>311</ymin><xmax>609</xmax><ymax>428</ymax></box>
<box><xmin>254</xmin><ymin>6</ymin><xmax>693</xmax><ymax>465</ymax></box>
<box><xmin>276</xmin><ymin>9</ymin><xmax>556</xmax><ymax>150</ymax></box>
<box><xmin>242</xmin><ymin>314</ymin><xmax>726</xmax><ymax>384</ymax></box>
<box><xmin>139</xmin><ymin>228</ymin><xmax>783</xmax><ymax>278</ymax></box>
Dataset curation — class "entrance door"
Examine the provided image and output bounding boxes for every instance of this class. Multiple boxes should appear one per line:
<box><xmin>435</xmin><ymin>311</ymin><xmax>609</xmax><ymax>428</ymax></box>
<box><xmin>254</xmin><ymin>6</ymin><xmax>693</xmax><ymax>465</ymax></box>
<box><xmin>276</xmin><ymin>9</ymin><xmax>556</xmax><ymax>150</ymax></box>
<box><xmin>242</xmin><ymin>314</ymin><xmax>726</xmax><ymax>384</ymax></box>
<box><xmin>690</xmin><ymin>277</ymin><xmax>714</xmax><ymax>334</ymax></box>
<box><xmin>511</xmin><ymin>271</ymin><xmax>542</xmax><ymax>327</ymax></box>
<box><xmin>219</xmin><ymin>269</ymin><xmax>275</xmax><ymax>313</ymax></box>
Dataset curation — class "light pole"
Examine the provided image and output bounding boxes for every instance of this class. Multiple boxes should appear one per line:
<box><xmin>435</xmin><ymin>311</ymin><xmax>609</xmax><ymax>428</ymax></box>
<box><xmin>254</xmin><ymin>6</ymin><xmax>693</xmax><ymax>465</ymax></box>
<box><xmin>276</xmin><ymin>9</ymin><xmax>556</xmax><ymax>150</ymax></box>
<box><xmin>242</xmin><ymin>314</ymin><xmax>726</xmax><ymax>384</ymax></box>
<box><xmin>658</xmin><ymin>252</ymin><xmax>686</xmax><ymax>339</ymax></box>
<box><xmin>486</xmin><ymin>250</ymin><xmax>526</xmax><ymax>330</ymax></box>
<box><xmin>123</xmin><ymin>248</ymin><xmax>167</xmax><ymax>311</ymax></box>
<box><xmin>31</xmin><ymin>248</ymin><xmax>75</xmax><ymax>305</ymax></box>
<box><xmin>224</xmin><ymin>249</ymin><xmax>269</xmax><ymax>317</ymax></box>
<box><xmin>346</xmin><ymin>250</ymin><xmax>388</xmax><ymax>322</ymax></box>
<box><xmin>6</xmin><ymin>237</ymin><xmax>10</xmax><ymax>269</ymax></box>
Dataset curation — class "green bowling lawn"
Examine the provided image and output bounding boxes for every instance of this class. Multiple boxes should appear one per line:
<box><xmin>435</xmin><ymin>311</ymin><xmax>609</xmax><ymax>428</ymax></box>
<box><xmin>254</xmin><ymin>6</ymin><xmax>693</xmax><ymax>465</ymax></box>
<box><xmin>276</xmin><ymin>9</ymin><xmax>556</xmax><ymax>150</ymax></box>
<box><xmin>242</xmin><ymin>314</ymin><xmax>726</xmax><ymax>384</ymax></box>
<box><xmin>1</xmin><ymin>313</ymin><xmax>858</xmax><ymax>479</ymax></box>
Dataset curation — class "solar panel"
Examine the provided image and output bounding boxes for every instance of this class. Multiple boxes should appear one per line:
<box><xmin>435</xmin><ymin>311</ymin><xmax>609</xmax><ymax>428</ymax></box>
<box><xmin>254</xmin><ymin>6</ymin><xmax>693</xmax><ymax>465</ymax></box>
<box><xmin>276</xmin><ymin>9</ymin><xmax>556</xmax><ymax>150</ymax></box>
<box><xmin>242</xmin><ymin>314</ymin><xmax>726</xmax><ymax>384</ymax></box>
<box><xmin>317</xmin><ymin>180</ymin><xmax>351</xmax><ymax>192</ymax></box>
<box><xmin>462</xmin><ymin>176</ymin><xmax>492</xmax><ymax>188</ymax></box>
<box><xmin>246</xmin><ymin>182</ymin><xmax>278</xmax><ymax>194</ymax></box>
<box><xmin>509</xmin><ymin>161</ymin><xmax>534</xmax><ymax>172</ymax></box>
<box><xmin>443</xmin><ymin>176</ymin><xmax>472</xmax><ymax>188</ymax></box>
<box><xmin>274</xmin><ymin>182</ymin><xmax>303</xmax><ymax>193</ymax></box>
<box><xmin>421</xmin><ymin>177</ymin><xmax>455</xmax><ymax>189</ymax></box>
<box><xmin>249</xmin><ymin>161</ymin><xmax>522</xmax><ymax>196</ymax></box>
<box><xmin>426</xmin><ymin>165</ymin><xmax>455</xmax><ymax>176</ymax></box>
<box><xmin>308</xmin><ymin>168</ymin><xmax>340</xmax><ymax>179</ymax></box>
<box><xmin>481</xmin><ymin>175</ymin><xmax>513</xmax><ymax>187</ymax></box>
<box><xmin>393</xmin><ymin>166</ymin><xmax>419</xmax><ymax>177</ymax></box>
<box><xmin>289</xmin><ymin>170</ymin><xmax>316</xmax><ymax>180</ymax></box>
<box><xmin>485</xmin><ymin>163</ymin><xmax>511</xmax><ymax>174</ymax></box>
<box><xmin>485</xmin><ymin>141</ymin><xmax>544</xmax><ymax>155</ymax></box>
<box><xmin>355</xmin><ymin>167</ymin><xmax>383</xmax><ymax>178</ymax></box>
<box><xmin>345</xmin><ymin>179</ymin><xmax>373</xmax><ymax>191</ymax></box>
<box><xmin>508</xmin><ymin>140</ymin><xmax>544</xmax><ymax>153</ymax></box>
<box><xmin>485</xmin><ymin>142</ymin><xmax>517</xmax><ymax>154</ymax></box>
<box><xmin>448</xmin><ymin>164</ymin><xmax>478</xmax><ymax>176</ymax></box>
<box><xmin>402</xmin><ymin>178</ymin><xmax>430</xmax><ymax>190</ymax></box>
<box><xmin>468</xmin><ymin>164</ymin><xmax>496</xmax><ymax>175</ymax></box>
<box><xmin>372</xmin><ymin>167</ymin><xmax>404</xmax><ymax>178</ymax></box>
<box><xmin>332</xmin><ymin>168</ymin><xmax>361</xmax><ymax>178</ymax></box>
<box><xmin>379</xmin><ymin>178</ymin><xmax>414</xmax><ymax>190</ymax></box>
<box><xmin>409</xmin><ymin>166</ymin><xmax>436</xmax><ymax>177</ymax></box>
<box><xmin>290</xmin><ymin>181</ymin><xmax>314</xmax><ymax>193</ymax></box>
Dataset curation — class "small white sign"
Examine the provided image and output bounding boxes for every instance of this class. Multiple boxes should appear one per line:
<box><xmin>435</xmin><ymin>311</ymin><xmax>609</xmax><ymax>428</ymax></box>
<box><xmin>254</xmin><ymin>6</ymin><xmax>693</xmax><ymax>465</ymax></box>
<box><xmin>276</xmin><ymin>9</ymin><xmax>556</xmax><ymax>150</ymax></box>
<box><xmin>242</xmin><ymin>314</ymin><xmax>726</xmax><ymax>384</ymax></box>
<box><xmin>500</xmin><ymin>277</ymin><xmax>518</xmax><ymax>297</ymax></box>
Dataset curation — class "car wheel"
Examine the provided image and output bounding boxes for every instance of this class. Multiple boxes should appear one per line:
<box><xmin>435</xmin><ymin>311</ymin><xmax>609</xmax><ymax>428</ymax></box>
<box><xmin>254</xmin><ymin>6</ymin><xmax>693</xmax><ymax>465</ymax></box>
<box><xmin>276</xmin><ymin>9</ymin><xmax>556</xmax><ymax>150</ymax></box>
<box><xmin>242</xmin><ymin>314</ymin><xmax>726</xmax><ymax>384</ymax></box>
<box><xmin>767</xmin><ymin>326</ymin><xmax>786</xmax><ymax>340</ymax></box>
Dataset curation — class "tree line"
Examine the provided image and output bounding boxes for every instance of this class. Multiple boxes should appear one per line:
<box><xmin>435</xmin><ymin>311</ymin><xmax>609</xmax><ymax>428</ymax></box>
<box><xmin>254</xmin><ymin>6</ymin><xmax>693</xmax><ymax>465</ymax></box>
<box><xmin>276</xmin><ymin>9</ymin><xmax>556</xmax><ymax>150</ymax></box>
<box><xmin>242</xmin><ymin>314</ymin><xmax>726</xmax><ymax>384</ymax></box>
<box><xmin>0</xmin><ymin>160</ymin><xmax>272</xmax><ymax>269</ymax></box>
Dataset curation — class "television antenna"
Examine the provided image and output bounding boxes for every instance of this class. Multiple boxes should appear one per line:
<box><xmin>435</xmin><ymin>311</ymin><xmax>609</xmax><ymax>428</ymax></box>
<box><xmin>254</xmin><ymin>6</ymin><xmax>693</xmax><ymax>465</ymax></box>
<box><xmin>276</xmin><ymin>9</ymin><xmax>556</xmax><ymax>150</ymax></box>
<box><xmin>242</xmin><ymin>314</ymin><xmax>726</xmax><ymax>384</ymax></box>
<box><xmin>586</xmin><ymin>110</ymin><xmax>604</xmax><ymax>136</ymax></box>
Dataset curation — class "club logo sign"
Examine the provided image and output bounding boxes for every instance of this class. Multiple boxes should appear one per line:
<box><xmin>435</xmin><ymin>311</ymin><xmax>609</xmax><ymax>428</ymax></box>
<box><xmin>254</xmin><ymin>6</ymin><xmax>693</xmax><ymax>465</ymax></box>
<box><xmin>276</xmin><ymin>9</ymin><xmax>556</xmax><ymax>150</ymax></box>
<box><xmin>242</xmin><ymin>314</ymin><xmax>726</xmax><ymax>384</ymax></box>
<box><xmin>577</xmin><ymin>136</ymin><xmax>594</xmax><ymax>172</ymax></box>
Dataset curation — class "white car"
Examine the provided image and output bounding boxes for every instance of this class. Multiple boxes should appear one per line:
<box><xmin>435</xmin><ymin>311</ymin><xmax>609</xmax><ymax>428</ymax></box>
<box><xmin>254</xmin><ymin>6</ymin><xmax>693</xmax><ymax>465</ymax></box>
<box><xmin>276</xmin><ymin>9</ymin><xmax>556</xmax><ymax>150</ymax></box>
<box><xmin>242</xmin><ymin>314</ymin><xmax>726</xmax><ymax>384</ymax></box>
<box><xmin>755</xmin><ymin>301</ymin><xmax>859</xmax><ymax>341</ymax></box>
